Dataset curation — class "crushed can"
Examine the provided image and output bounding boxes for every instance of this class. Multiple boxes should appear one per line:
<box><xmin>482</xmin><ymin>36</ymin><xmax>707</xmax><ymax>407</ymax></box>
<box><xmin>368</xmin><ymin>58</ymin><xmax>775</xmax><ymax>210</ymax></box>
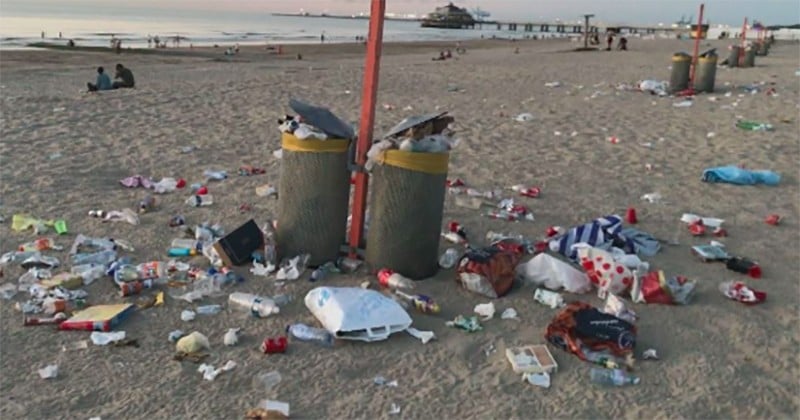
<box><xmin>261</xmin><ymin>336</ymin><xmax>288</xmax><ymax>354</ymax></box>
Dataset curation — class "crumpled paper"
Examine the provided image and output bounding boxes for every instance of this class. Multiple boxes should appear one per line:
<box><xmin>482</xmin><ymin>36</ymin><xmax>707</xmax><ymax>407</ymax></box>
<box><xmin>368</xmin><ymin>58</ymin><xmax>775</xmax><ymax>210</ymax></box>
<box><xmin>474</xmin><ymin>302</ymin><xmax>496</xmax><ymax>320</ymax></box>
<box><xmin>276</xmin><ymin>254</ymin><xmax>309</xmax><ymax>280</ymax></box>
<box><xmin>119</xmin><ymin>175</ymin><xmax>154</xmax><ymax>189</ymax></box>
<box><xmin>198</xmin><ymin>360</ymin><xmax>237</xmax><ymax>381</ymax></box>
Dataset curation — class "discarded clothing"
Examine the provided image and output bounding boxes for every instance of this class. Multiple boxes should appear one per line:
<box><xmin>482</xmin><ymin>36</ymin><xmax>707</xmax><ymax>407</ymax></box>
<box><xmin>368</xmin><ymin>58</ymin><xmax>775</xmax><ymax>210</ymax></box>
<box><xmin>618</xmin><ymin>227</ymin><xmax>661</xmax><ymax>257</ymax></box>
<box><xmin>701</xmin><ymin>166</ymin><xmax>780</xmax><ymax>186</ymax></box>
<box><xmin>549</xmin><ymin>215</ymin><xmax>626</xmax><ymax>262</ymax></box>
<box><xmin>638</xmin><ymin>80</ymin><xmax>668</xmax><ymax>96</ymax></box>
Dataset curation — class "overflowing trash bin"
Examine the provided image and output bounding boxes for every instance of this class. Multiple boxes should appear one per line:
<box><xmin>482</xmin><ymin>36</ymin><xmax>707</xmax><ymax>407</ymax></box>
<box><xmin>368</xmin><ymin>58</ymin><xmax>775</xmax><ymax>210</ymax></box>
<box><xmin>669</xmin><ymin>52</ymin><xmax>691</xmax><ymax>93</ymax></box>
<box><xmin>694</xmin><ymin>49</ymin><xmax>718</xmax><ymax>93</ymax></box>
<box><xmin>276</xmin><ymin>99</ymin><xmax>354</xmax><ymax>266</ymax></box>
<box><xmin>726</xmin><ymin>45</ymin><xmax>741</xmax><ymax>67</ymax></box>
<box><xmin>364</xmin><ymin>113</ymin><xmax>454</xmax><ymax>279</ymax></box>
<box><xmin>742</xmin><ymin>45</ymin><xmax>756</xmax><ymax>68</ymax></box>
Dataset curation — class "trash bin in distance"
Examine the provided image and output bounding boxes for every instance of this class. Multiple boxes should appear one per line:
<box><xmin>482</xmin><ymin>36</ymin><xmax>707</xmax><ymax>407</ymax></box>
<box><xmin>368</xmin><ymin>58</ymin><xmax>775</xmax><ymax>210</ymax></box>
<box><xmin>694</xmin><ymin>52</ymin><xmax>717</xmax><ymax>93</ymax></box>
<box><xmin>726</xmin><ymin>45</ymin><xmax>741</xmax><ymax>67</ymax></box>
<box><xmin>741</xmin><ymin>46</ymin><xmax>756</xmax><ymax>67</ymax></box>
<box><xmin>669</xmin><ymin>52</ymin><xmax>691</xmax><ymax>93</ymax></box>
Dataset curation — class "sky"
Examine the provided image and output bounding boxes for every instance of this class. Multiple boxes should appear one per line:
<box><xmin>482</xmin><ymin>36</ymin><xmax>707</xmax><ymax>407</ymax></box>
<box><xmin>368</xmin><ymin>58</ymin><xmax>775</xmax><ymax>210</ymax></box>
<box><xmin>2</xmin><ymin>0</ymin><xmax>799</xmax><ymax>26</ymax></box>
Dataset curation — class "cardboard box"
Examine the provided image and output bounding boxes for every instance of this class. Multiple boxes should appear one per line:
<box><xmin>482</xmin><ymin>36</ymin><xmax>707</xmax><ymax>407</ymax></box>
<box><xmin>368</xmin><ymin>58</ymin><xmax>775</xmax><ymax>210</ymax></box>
<box><xmin>212</xmin><ymin>219</ymin><xmax>264</xmax><ymax>266</ymax></box>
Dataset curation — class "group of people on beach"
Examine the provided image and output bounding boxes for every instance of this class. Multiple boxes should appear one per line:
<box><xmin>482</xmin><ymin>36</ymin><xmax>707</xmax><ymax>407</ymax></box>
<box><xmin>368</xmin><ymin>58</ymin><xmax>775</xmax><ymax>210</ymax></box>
<box><xmin>86</xmin><ymin>64</ymin><xmax>135</xmax><ymax>92</ymax></box>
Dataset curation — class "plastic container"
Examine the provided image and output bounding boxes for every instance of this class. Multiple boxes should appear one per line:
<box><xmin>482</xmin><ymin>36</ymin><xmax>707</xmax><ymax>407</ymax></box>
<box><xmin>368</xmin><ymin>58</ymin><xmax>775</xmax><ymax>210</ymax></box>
<box><xmin>228</xmin><ymin>292</ymin><xmax>279</xmax><ymax>318</ymax></box>
<box><xmin>377</xmin><ymin>269</ymin><xmax>415</xmax><ymax>290</ymax></box>
<box><xmin>286</xmin><ymin>323</ymin><xmax>334</xmax><ymax>347</ymax></box>
<box><xmin>71</xmin><ymin>250</ymin><xmax>117</xmax><ymax>266</ymax></box>
<box><xmin>590</xmin><ymin>368</ymin><xmax>640</xmax><ymax>386</ymax></box>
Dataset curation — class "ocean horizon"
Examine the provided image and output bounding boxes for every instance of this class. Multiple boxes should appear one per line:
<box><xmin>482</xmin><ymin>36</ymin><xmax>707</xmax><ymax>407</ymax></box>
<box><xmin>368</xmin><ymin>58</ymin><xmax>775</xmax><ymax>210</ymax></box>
<box><xmin>0</xmin><ymin>10</ymin><xmax>562</xmax><ymax>50</ymax></box>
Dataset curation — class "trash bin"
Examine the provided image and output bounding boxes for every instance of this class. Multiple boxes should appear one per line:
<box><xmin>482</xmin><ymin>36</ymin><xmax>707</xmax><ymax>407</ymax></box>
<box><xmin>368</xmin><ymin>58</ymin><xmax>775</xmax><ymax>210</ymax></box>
<box><xmin>276</xmin><ymin>132</ymin><xmax>351</xmax><ymax>266</ymax></box>
<box><xmin>694</xmin><ymin>53</ymin><xmax>717</xmax><ymax>93</ymax></box>
<box><xmin>726</xmin><ymin>45</ymin><xmax>741</xmax><ymax>67</ymax></box>
<box><xmin>742</xmin><ymin>46</ymin><xmax>756</xmax><ymax>67</ymax></box>
<box><xmin>756</xmin><ymin>41</ymin><xmax>768</xmax><ymax>56</ymax></box>
<box><xmin>670</xmin><ymin>52</ymin><xmax>691</xmax><ymax>93</ymax></box>
<box><xmin>365</xmin><ymin>150</ymin><xmax>449</xmax><ymax>279</ymax></box>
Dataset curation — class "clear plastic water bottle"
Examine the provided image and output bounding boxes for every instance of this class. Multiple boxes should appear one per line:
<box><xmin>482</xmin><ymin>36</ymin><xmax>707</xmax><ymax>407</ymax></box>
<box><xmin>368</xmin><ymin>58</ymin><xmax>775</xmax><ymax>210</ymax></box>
<box><xmin>196</xmin><ymin>304</ymin><xmax>222</xmax><ymax>315</ymax></box>
<box><xmin>152</xmin><ymin>177</ymin><xmax>178</xmax><ymax>194</ymax></box>
<box><xmin>377</xmin><ymin>269</ymin><xmax>415</xmax><ymax>290</ymax></box>
<box><xmin>310</xmin><ymin>261</ymin><xmax>339</xmax><ymax>282</ymax></box>
<box><xmin>286</xmin><ymin>323</ymin><xmax>334</xmax><ymax>347</ymax></box>
<box><xmin>71</xmin><ymin>264</ymin><xmax>107</xmax><ymax>284</ymax></box>
<box><xmin>589</xmin><ymin>368</ymin><xmax>640</xmax><ymax>386</ymax></box>
<box><xmin>171</xmin><ymin>238</ymin><xmax>198</xmax><ymax>249</ymax></box>
<box><xmin>185</xmin><ymin>195</ymin><xmax>214</xmax><ymax>207</ymax></box>
<box><xmin>203</xmin><ymin>169</ymin><xmax>228</xmax><ymax>181</ymax></box>
<box><xmin>272</xmin><ymin>293</ymin><xmax>293</xmax><ymax>306</ymax></box>
<box><xmin>71</xmin><ymin>250</ymin><xmax>117</xmax><ymax>266</ymax></box>
<box><xmin>228</xmin><ymin>292</ymin><xmax>279</xmax><ymax>318</ymax></box>
<box><xmin>438</xmin><ymin>248</ymin><xmax>460</xmax><ymax>269</ymax></box>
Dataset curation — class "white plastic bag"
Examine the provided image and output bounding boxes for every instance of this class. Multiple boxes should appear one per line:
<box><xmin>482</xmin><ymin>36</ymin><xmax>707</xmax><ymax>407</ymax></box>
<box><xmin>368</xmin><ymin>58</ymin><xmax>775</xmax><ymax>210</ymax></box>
<box><xmin>515</xmin><ymin>253</ymin><xmax>592</xmax><ymax>293</ymax></box>
<box><xmin>304</xmin><ymin>287</ymin><xmax>412</xmax><ymax>342</ymax></box>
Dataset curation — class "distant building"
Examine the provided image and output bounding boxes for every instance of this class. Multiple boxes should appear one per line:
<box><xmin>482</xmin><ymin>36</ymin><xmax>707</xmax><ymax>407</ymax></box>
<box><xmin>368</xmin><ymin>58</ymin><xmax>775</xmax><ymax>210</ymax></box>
<box><xmin>421</xmin><ymin>3</ymin><xmax>476</xmax><ymax>29</ymax></box>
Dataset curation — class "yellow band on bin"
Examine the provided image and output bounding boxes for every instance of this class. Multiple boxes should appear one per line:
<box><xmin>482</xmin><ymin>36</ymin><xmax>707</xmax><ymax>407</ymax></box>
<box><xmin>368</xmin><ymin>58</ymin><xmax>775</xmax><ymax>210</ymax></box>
<box><xmin>672</xmin><ymin>55</ymin><xmax>691</xmax><ymax>62</ymax></box>
<box><xmin>380</xmin><ymin>150</ymin><xmax>449</xmax><ymax>175</ymax></box>
<box><xmin>281</xmin><ymin>132</ymin><xmax>349</xmax><ymax>153</ymax></box>
<box><xmin>698</xmin><ymin>56</ymin><xmax>717</xmax><ymax>63</ymax></box>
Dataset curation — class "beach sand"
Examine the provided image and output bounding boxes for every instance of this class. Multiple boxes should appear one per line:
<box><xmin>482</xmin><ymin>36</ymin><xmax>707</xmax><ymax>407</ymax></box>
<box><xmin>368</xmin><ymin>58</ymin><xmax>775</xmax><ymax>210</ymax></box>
<box><xmin>1</xmin><ymin>37</ymin><xmax>798</xmax><ymax>419</ymax></box>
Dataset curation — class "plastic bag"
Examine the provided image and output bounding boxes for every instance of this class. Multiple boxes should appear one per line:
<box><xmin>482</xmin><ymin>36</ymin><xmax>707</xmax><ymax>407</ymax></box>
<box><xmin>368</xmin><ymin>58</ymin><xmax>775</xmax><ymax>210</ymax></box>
<box><xmin>456</xmin><ymin>245</ymin><xmax>523</xmax><ymax>298</ymax></box>
<box><xmin>574</xmin><ymin>244</ymin><xmax>633</xmax><ymax>298</ymax></box>
<box><xmin>304</xmin><ymin>287</ymin><xmax>412</xmax><ymax>342</ymax></box>
<box><xmin>515</xmin><ymin>253</ymin><xmax>592</xmax><ymax>293</ymax></box>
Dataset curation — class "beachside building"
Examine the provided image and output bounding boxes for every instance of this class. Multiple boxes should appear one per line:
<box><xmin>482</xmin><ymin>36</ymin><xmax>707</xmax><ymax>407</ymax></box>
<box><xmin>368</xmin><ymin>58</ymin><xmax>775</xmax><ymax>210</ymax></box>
<box><xmin>421</xmin><ymin>3</ymin><xmax>476</xmax><ymax>29</ymax></box>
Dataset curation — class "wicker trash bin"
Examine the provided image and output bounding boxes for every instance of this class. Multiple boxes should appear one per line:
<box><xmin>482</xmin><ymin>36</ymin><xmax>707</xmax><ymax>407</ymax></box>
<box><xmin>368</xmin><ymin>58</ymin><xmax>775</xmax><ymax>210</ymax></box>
<box><xmin>276</xmin><ymin>133</ymin><xmax>351</xmax><ymax>266</ymax></box>
<box><xmin>365</xmin><ymin>150</ymin><xmax>449</xmax><ymax>280</ymax></box>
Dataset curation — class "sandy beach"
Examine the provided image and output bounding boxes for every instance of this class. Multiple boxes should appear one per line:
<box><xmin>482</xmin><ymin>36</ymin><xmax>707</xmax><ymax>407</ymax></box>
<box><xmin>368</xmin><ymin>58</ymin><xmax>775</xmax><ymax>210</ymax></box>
<box><xmin>1</xmin><ymin>37</ymin><xmax>799</xmax><ymax>419</ymax></box>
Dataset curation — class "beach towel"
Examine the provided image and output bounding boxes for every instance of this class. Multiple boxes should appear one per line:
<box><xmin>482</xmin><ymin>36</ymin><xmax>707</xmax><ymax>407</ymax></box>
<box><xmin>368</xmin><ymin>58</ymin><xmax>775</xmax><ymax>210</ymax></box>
<box><xmin>549</xmin><ymin>215</ymin><xmax>630</xmax><ymax>262</ymax></box>
<box><xmin>701</xmin><ymin>165</ymin><xmax>780</xmax><ymax>186</ymax></box>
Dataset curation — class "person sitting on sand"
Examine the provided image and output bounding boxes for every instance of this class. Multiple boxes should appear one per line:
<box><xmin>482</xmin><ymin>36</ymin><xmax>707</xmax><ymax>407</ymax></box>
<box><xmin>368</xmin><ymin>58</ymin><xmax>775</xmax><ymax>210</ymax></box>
<box><xmin>617</xmin><ymin>37</ymin><xmax>628</xmax><ymax>51</ymax></box>
<box><xmin>87</xmin><ymin>66</ymin><xmax>112</xmax><ymax>92</ymax></box>
<box><xmin>432</xmin><ymin>51</ymin><xmax>446</xmax><ymax>61</ymax></box>
<box><xmin>444</xmin><ymin>49</ymin><xmax>452</xmax><ymax>59</ymax></box>
<box><xmin>112</xmin><ymin>63</ymin><xmax>135</xmax><ymax>89</ymax></box>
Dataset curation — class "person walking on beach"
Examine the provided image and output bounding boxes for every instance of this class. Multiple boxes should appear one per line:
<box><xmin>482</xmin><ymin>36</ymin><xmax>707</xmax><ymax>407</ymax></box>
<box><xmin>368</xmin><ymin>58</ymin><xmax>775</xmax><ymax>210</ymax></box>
<box><xmin>320</xmin><ymin>32</ymin><xmax>325</xmax><ymax>43</ymax></box>
<box><xmin>606</xmin><ymin>33</ymin><xmax>614</xmax><ymax>51</ymax></box>
<box><xmin>87</xmin><ymin>66</ymin><xmax>112</xmax><ymax>92</ymax></box>
<box><xmin>112</xmin><ymin>64</ymin><xmax>135</xmax><ymax>89</ymax></box>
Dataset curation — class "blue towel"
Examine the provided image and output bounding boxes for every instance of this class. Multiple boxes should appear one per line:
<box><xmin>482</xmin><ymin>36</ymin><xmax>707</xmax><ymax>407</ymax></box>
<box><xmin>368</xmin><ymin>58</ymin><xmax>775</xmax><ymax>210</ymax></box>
<box><xmin>702</xmin><ymin>166</ymin><xmax>780</xmax><ymax>186</ymax></box>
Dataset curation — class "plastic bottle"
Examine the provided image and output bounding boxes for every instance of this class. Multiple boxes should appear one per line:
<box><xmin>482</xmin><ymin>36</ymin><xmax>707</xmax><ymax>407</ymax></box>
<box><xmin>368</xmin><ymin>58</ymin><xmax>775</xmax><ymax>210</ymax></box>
<box><xmin>152</xmin><ymin>177</ymin><xmax>178</xmax><ymax>194</ymax></box>
<box><xmin>171</xmin><ymin>238</ymin><xmax>198</xmax><ymax>249</ymax></box>
<box><xmin>113</xmin><ymin>264</ymin><xmax>141</xmax><ymax>282</ymax></box>
<box><xmin>136</xmin><ymin>261</ymin><xmax>168</xmax><ymax>279</ymax></box>
<box><xmin>196</xmin><ymin>304</ymin><xmax>222</xmax><ymax>315</ymax></box>
<box><xmin>438</xmin><ymin>248</ymin><xmax>460</xmax><ymax>269</ymax></box>
<box><xmin>310</xmin><ymin>262</ymin><xmax>339</xmax><ymax>282</ymax></box>
<box><xmin>377</xmin><ymin>269</ymin><xmax>415</xmax><ymax>290</ymax></box>
<box><xmin>71</xmin><ymin>250</ymin><xmax>117</xmax><ymax>266</ymax></box>
<box><xmin>228</xmin><ymin>292</ymin><xmax>279</xmax><ymax>318</ymax></box>
<box><xmin>262</xmin><ymin>221</ymin><xmax>278</xmax><ymax>267</ymax></box>
<box><xmin>18</xmin><ymin>238</ymin><xmax>59</xmax><ymax>252</ymax></box>
<box><xmin>185</xmin><ymin>195</ymin><xmax>214</xmax><ymax>207</ymax></box>
<box><xmin>286</xmin><ymin>323</ymin><xmax>334</xmax><ymax>347</ymax></box>
<box><xmin>168</xmin><ymin>248</ymin><xmax>198</xmax><ymax>257</ymax></box>
<box><xmin>589</xmin><ymin>368</ymin><xmax>640</xmax><ymax>386</ymax></box>
<box><xmin>395</xmin><ymin>290</ymin><xmax>441</xmax><ymax>314</ymax></box>
<box><xmin>203</xmin><ymin>170</ymin><xmax>228</xmax><ymax>181</ymax></box>
<box><xmin>272</xmin><ymin>293</ymin><xmax>293</xmax><ymax>306</ymax></box>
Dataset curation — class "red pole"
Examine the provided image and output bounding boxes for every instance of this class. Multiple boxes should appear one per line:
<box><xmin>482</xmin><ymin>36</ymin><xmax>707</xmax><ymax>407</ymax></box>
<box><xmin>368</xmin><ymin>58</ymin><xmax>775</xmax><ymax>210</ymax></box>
<box><xmin>739</xmin><ymin>17</ymin><xmax>747</xmax><ymax>65</ymax></box>
<box><xmin>688</xmin><ymin>3</ymin><xmax>705</xmax><ymax>89</ymax></box>
<box><xmin>349</xmin><ymin>0</ymin><xmax>385</xmax><ymax>258</ymax></box>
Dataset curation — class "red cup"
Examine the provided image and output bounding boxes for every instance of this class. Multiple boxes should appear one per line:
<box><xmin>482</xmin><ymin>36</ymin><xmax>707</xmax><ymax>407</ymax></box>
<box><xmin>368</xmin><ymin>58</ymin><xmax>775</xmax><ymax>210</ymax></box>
<box><xmin>625</xmin><ymin>207</ymin><xmax>638</xmax><ymax>224</ymax></box>
<box><xmin>545</xmin><ymin>226</ymin><xmax>559</xmax><ymax>237</ymax></box>
<box><xmin>765</xmin><ymin>214</ymin><xmax>781</xmax><ymax>226</ymax></box>
<box><xmin>196</xmin><ymin>186</ymin><xmax>208</xmax><ymax>195</ymax></box>
<box><xmin>176</xmin><ymin>178</ymin><xmax>186</xmax><ymax>188</ymax></box>
<box><xmin>261</xmin><ymin>336</ymin><xmax>287</xmax><ymax>354</ymax></box>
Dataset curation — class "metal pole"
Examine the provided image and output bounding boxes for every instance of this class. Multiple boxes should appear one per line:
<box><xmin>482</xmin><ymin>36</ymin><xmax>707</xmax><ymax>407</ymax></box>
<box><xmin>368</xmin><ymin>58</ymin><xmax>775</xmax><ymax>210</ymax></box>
<box><xmin>739</xmin><ymin>17</ymin><xmax>747</xmax><ymax>65</ymax></box>
<box><xmin>688</xmin><ymin>3</ymin><xmax>704</xmax><ymax>89</ymax></box>
<box><xmin>349</xmin><ymin>0</ymin><xmax>385</xmax><ymax>257</ymax></box>
<box><xmin>583</xmin><ymin>14</ymin><xmax>594</xmax><ymax>49</ymax></box>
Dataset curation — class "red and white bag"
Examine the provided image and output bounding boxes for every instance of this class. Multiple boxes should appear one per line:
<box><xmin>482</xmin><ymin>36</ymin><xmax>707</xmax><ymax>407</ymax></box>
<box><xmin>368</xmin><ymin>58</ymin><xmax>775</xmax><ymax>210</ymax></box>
<box><xmin>574</xmin><ymin>245</ymin><xmax>634</xmax><ymax>298</ymax></box>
